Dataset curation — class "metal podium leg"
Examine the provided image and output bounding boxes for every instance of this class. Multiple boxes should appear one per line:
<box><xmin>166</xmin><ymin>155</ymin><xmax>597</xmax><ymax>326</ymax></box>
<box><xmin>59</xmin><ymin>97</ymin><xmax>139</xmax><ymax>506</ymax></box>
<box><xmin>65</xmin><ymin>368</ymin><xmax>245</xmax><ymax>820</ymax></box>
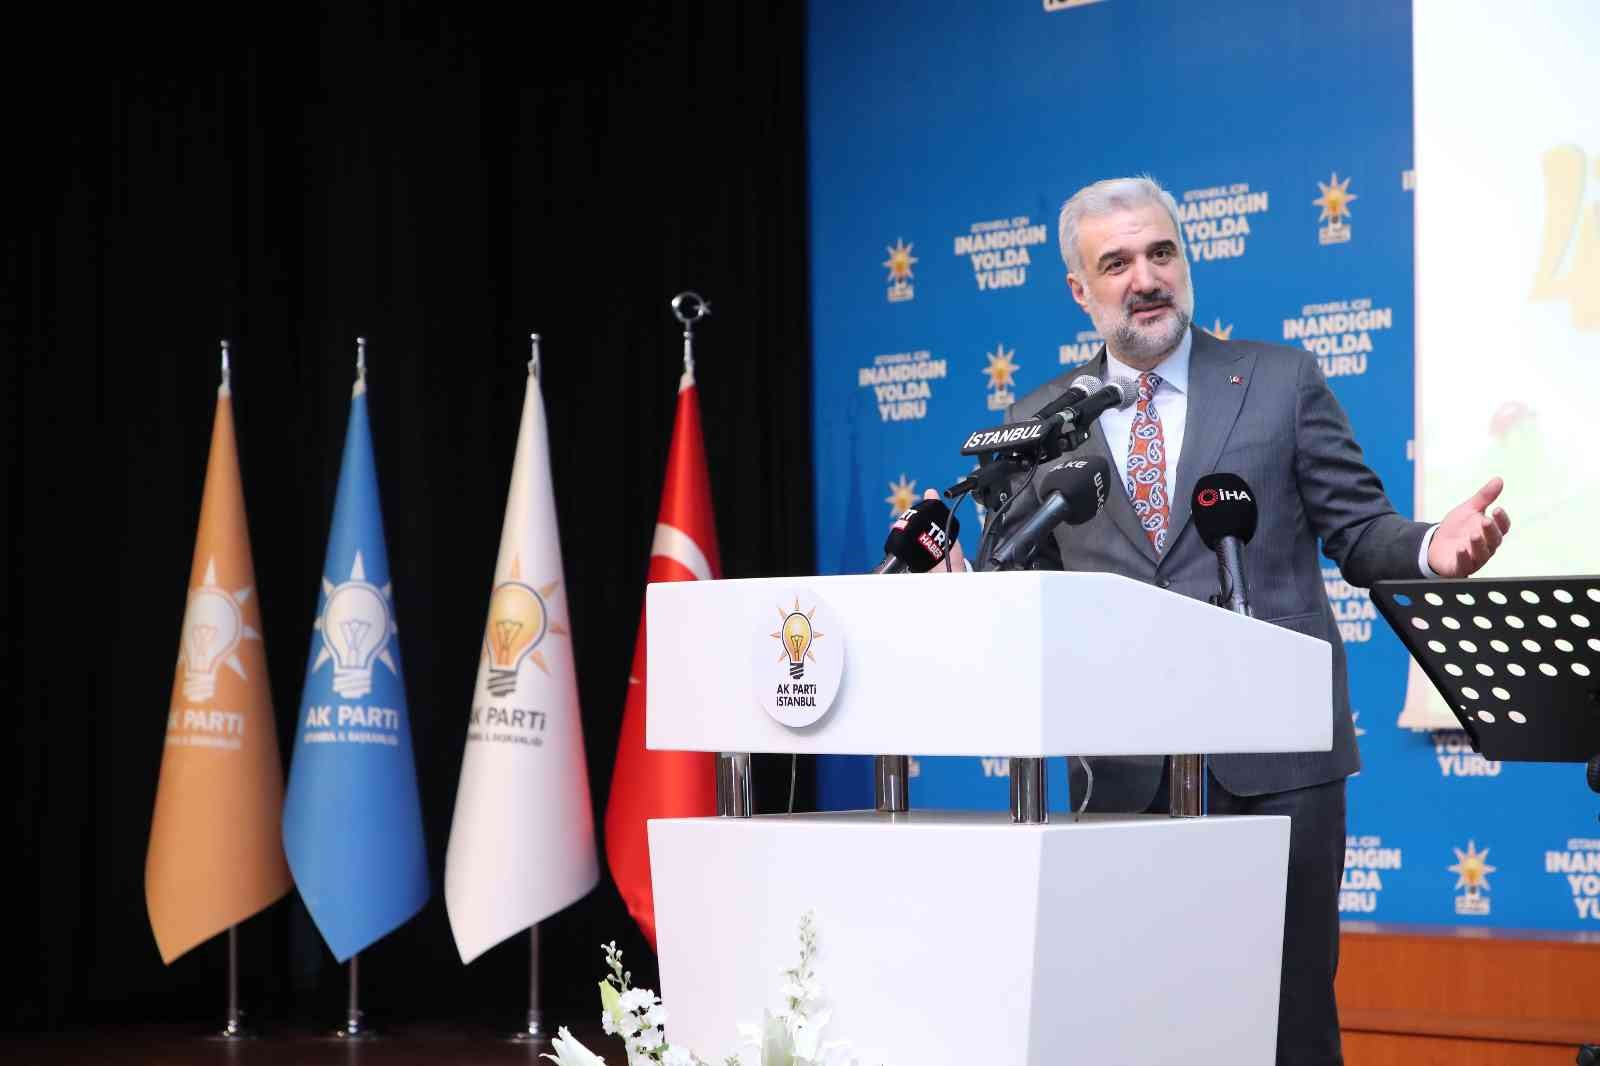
<box><xmin>1169</xmin><ymin>754</ymin><xmax>1206</xmax><ymax>817</ymax></box>
<box><xmin>874</xmin><ymin>755</ymin><xmax>909</xmax><ymax>812</ymax></box>
<box><xmin>1009</xmin><ymin>757</ymin><xmax>1048</xmax><ymax>824</ymax></box>
<box><xmin>716</xmin><ymin>752</ymin><xmax>753</xmax><ymax>817</ymax></box>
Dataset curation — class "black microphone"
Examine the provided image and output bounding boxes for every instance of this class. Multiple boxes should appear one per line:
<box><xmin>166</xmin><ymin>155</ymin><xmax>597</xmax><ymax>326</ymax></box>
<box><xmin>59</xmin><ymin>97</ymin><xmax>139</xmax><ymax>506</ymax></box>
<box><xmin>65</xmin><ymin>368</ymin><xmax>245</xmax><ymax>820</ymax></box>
<box><xmin>987</xmin><ymin>456</ymin><xmax>1110</xmax><ymax>570</ymax></box>
<box><xmin>1032</xmin><ymin>374</ymin><xmax>1102</xmax><ymax>420</ymax></box>
<box><xmin>957</xmin><ymin>378</ymin><xmax>1135</xmax><ymax>459</ymax></box>
<box><xmin>1044</xmin><ymin>377</ymin><xmax>1138</xmax><ymax>433</ymax></box>
<box><xmin>872</xmin><ymin>498</ymin><xmax>963</xmax><ymax>574</ymax></box>
<box><xmin>1191</xmin><ymin>473</ymin><xmax>1258</xmax><ymax>616</ymax></box>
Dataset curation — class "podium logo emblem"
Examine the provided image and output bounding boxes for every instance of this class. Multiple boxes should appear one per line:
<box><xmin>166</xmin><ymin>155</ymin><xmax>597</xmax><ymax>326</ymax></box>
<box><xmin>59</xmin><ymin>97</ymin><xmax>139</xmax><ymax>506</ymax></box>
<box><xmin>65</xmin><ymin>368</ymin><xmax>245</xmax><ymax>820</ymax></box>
<box><xmin>1449</xmin><ymin>840</ymin><xmax>1497</xmax><ymax>916</ymax></box>
<box><xmin>754</xmin><ymin>593</ymin><xmax>845</xmax><ymax>728</ymax></box>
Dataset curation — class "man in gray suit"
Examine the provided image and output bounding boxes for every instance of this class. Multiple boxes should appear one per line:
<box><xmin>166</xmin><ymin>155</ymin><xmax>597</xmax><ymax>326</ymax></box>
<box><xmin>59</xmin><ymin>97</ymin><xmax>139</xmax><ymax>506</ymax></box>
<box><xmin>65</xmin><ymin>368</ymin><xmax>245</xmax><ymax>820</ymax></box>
<box><xmin>944</xmin><ymin>176</ymin><xmax>1511</xmax><ymax>1066</ymax></box>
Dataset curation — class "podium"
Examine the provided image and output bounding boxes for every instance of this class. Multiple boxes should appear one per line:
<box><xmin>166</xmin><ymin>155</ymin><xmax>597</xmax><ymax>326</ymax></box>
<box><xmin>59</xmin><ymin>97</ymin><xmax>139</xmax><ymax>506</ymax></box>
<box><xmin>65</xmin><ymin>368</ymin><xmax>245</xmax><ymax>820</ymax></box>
<box><xmin>645</xmin><ymin>571</ymin><xmax>1333</xmax><ymax>1066</ymax></box>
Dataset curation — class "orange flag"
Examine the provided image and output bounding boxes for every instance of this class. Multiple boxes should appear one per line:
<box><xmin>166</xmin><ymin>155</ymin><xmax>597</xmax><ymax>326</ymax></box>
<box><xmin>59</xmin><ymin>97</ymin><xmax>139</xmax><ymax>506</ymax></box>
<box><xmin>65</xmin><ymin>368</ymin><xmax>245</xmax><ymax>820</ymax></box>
<box><xmin>604</xmin><ymin>363</ymin><xmax>721</xmax><ymax>949</ymax></box>
<box><xmin>145</xmin><ymin>357</ymin><xmax>292</xmax><ymax>964</ymax></box>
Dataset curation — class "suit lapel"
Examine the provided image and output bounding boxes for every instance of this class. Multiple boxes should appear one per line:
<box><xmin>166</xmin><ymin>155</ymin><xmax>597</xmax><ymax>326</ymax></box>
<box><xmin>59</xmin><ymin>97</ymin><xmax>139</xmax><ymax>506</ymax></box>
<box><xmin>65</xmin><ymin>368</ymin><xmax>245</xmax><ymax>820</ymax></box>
<box><xmin>1161</xmin><ymin>328</ymin><xmax>1254</xmax><ymax>565</ymax></box>
<box><xmin>1067</xmin><ymin>351</ymin><xmax>1160</xmax><ymax>565</ymax></box>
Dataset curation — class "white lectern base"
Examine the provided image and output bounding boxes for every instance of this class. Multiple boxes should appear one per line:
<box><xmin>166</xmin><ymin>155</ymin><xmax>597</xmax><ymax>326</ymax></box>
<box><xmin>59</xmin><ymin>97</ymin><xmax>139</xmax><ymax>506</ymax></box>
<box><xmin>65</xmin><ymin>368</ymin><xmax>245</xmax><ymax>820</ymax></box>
<box><xmin>651</xmin><ymin>811</ymin><xmax>1288</xmax><ymax>1066</ymax></box>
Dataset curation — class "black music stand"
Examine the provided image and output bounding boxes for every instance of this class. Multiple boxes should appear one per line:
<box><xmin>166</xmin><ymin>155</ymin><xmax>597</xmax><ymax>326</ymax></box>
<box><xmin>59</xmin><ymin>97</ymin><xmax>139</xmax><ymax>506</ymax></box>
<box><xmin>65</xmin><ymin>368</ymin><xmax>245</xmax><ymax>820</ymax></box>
<box><xmin>1371</xmin><ymin>576</ymin><xmax>1600</xmax><ymax>762</ymax></box>
<box><xmin>1371</xmin><ymin>575</ymin><xmax>1600</xmax><ymax>1063</ymax></box>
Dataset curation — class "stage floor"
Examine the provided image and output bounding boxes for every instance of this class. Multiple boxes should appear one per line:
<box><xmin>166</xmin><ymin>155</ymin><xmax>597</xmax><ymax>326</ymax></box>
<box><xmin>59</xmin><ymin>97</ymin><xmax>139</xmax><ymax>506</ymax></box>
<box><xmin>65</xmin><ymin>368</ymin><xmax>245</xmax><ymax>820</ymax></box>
<box><xmin>3</xmin><ymin>1023</ymin><xmax>617</xmax><ymax>1065</ymax></box>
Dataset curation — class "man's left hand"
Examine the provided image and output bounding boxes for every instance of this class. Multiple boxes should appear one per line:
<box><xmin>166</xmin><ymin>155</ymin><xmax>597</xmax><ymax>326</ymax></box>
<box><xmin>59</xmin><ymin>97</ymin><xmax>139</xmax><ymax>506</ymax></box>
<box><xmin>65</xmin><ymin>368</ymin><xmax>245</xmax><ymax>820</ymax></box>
<box><xmin>1427</xmin><ymin>477</ymin><xmax>1512</xmax><ymax>578</ymax></box>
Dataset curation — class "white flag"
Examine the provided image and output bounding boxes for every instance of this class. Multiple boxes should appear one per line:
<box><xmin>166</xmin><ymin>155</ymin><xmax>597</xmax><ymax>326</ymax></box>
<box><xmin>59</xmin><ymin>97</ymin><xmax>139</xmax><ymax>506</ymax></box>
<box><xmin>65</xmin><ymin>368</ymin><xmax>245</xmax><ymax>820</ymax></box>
<box><xmin>445</xmin><ymin>364</ymin><xmax>599</xmax><ymax>963</ymax></box>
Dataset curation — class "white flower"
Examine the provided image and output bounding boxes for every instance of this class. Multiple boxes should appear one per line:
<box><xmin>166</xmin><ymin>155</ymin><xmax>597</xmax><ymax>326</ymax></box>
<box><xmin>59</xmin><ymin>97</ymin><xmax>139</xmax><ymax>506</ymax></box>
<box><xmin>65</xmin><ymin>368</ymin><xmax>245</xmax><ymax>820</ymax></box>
<box><xmin>618</xmin><ymin>988</ymin><xmax>658</xmax><ymax>1013</ymax></box>
<box><xmin>541</xmin><ymin>1027</ymin><xmax>609</xmax><ymax>1066</ymax></box>
<box><xmin>789</xmin><ymin>1010</ymin><xmax>831</xmax><ymax>1061</ymax></box>
<box><xmin>759</xmin><ymin>1010</ymin><xmax>796</xmax><ymax>1066</ymax></box>
<box><xmin>600</xmin><ymin>1011</ymin><xmax>619</xmax><ymax>1036</ymax></box>
<box><xmin>643</xmin><ymin>1003</ymin><xmax>669</xmax><ymax>1029</ymax></box>
<box><xmin>661</xmin><ymin>1047</ymin><xmax>697</xmax><ymax>1066</ymax></box>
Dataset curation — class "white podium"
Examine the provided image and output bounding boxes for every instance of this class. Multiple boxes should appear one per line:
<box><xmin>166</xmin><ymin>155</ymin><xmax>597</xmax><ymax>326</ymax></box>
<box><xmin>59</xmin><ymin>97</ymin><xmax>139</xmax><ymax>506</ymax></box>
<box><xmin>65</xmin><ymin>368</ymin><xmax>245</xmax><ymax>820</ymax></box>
<box><xmin>645</xmin><ymin>571</ymin><xmax>1332</xmax><ymax>1066</ymax></box>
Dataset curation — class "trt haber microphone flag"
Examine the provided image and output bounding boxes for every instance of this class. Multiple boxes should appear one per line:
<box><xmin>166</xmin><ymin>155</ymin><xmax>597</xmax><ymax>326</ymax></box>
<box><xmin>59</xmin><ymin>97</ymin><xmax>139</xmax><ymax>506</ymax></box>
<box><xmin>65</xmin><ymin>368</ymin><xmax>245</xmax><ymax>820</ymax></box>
<box><xmin>444</xmin><ymin>360</ymin><xmax>599</xmax><ymax>963</ymax></box>
<box><xmin>604</xmin><ymin>364</ymin><xmax>721</xmax><ymax>949</ymax></box>
<box><xmin>146</xmin><ymin>363</ymin><xmax>292</xmax><ymax>964</ymax></box>
<box><xmin>282</xmin><ymin>364</ymin><xmax>428</xmax><ymax>962</ymax></box>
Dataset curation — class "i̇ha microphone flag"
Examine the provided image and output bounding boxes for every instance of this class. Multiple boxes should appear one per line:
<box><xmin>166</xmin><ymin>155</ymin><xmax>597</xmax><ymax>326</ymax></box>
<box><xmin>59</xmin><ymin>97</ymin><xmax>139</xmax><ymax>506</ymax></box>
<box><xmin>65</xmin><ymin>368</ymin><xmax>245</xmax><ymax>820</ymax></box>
<box><xmin>281</xmin><ymin>352</ymin><xmax>429</xmax><ymax>962</ymax></box>
<box><xmin>445</xmin><ymin>352</ymin><xmax>599</xmax><ymax>963</ymax></box>
<box><xmin>604</xmin><ymin>362</ymin><xmax>721</xmax><ymax>949</ymax></box>
<box><xmin>146</xmin><ymin>351</ymin><xmax>292</xmax><ymax>964</ymax></box>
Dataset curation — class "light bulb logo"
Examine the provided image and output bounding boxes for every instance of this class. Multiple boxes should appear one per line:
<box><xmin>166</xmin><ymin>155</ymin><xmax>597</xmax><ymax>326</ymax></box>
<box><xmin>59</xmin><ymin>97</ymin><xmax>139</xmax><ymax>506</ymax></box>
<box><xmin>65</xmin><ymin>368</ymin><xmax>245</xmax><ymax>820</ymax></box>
<box><xmin>311</xmin><ymin>551</ymin><xmax>399</xmax><ymax>699</ymax></box>
<box><xmin>480</xmin><ymin>557</ymin><xmax>569</xmax><ymax>697</ymax></box>
<box><xmin>770</xmin><ymin>598</ymin><xmax>824</xmax><ymax>680</ymax></box>
<box><xmin>485</xmin><ymin>582</ymin><xmax>548</xmax><ymax>696</ymax></box>
<box><xmin>177</xmin><ymin>557</ymin><xmax>258</xmax><ymax>702</ymax></box>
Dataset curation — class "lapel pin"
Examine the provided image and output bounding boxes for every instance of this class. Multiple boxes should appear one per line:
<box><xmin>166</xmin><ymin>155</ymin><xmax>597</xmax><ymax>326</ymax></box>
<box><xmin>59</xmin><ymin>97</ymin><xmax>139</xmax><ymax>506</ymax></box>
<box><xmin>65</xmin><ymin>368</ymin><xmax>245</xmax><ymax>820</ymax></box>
<box><xmin>1229</xmin><ymin>374</ymin><xmax>1244</xmax><ymax>386</ymax></box>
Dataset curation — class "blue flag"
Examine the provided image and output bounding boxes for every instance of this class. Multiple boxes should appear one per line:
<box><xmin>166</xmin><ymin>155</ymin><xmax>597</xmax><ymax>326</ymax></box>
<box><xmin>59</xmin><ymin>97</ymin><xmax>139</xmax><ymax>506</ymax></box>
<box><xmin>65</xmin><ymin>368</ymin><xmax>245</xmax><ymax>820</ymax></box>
<box><xmin>283</xmin><ymin>372</ymin><xmax>428</xmax><ymax>961</ymax></box>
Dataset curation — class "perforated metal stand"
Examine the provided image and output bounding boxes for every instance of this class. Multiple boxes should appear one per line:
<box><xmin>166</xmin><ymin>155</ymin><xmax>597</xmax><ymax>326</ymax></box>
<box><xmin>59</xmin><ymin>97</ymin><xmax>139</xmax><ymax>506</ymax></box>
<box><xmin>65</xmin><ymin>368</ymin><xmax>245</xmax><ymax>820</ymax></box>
<box><xmin>1371</xmin><ymin>576</ymin><xmax>1600</xmax><ymax>761</ymax></box>
<box><xmin>1375</xmin><ymin>576</ymin><xmax>1600</xmax><ymax>1066</ymax></box>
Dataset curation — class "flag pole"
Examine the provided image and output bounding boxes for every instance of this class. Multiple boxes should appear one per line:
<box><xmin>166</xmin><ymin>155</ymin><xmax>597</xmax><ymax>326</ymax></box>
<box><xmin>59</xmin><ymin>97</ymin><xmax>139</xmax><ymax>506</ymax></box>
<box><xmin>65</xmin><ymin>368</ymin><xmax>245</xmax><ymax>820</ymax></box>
<box><xmin>669</xmin><ymin>291</ymin><xmax>710</xmax><ymax>379</ymax></box>
<box><xmin>669</xmin><ymin>294</ymin><xmax>751</xmax><ymax>816</ymax></box>
<box><xmin>330</xmin><ymin>337</ymin><xmax>375</xmax><ymax>1044</ymax></box>
<box><xmin>505</xmin><ymin>333</ymin><xmax>551</xmax><ymax>1047</ymax></box>
<box><xmin>333</xmin><ymin>952</ymin><xmax>372</xmax><ymax>1039</ymax></box>
<box><xmin>209</xmin><ymin>340</ymin><xmax>253</xmax><ymax>1044</ymax></box>
<box><xmin>506</xmin><ymin>926</ymin><xmax>547</xmax><ymax>1043</ymax></box>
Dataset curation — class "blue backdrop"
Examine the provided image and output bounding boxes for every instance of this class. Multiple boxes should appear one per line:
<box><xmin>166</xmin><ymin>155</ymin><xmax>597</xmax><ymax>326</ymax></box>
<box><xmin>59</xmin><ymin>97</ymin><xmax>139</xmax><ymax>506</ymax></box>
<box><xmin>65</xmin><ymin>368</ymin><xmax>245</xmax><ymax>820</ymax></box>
<box><xmin>805</xmin><ymin>0</ymin><xmax>1600</xmax><ymax>932</ymax></box>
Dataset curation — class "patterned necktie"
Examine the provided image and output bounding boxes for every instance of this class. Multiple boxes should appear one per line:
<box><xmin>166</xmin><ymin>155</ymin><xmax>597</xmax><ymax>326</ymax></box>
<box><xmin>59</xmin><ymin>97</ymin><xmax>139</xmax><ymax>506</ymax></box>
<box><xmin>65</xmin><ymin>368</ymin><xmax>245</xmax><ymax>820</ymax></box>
<box><xmin>1125</xmin><ymin>371</ymin><xmax>1170</xmax><ymax>554</ymax></box>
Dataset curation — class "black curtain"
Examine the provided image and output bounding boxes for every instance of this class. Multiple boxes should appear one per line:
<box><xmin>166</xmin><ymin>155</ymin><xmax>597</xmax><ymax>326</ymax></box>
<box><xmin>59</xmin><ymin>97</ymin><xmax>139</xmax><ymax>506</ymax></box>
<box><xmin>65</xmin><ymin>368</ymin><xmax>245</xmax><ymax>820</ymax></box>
<box><xmin>9</xmin><ymin>0</ymin><xmax>813</xmax><ymax>1032</ymax></box>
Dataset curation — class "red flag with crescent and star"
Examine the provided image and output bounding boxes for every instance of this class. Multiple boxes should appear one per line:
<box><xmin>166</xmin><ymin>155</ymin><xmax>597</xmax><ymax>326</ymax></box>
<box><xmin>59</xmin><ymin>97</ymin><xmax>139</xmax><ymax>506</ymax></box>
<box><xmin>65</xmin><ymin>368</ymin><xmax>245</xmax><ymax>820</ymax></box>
<box><xmin>603</xmin><ymin>364</ymin><xmax>721</xmax><ymax>949</ymax></box>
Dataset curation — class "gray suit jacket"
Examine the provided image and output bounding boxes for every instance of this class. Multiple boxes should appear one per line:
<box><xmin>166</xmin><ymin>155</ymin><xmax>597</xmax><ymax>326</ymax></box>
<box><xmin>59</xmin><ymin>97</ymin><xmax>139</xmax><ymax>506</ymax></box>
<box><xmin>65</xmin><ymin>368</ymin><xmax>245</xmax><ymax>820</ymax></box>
<box><xmin>1006</xmin><ymin>328</ymin><xmax>1428</xmax><ymax>807</ymax></box>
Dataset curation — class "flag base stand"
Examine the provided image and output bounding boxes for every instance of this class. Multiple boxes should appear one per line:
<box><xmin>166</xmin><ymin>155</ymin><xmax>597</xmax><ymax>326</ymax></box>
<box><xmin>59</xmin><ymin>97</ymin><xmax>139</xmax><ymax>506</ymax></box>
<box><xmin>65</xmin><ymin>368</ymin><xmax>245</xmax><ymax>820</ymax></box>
<box><xmin>503</xmin><ymin>1011</ymin><xmax>552</xmax><ymax>1046</ymax></box>
<box><xmin>501</xmin><ymin>927</ymin><xmax>552</xmax><ymax>1045</ymax></box>
<box><xmin>323</xmin><ymin>954</ymin><xmax>379</xmax><ymax>1041</ymax></box>
<box><xmin>205</xmin><ymin>1012</ymin><xmax>255</xmax><ymax>1042</ymax></box>
<box><xmin>331</xmin><ymin>1011</ymin><xmax>377</xmax><ymax>1041</ymax></box>
<box><xmin>202</xmin><ymin>927</ymin><xmax>256</xmax><ymax>1041</ymax></box>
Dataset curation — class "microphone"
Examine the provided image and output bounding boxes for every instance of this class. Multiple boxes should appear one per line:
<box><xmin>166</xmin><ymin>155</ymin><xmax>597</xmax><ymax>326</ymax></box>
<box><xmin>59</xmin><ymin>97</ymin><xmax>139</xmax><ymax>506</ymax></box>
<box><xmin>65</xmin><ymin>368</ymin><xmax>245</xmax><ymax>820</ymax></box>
<box><xmin>1032</xmin><ymin>374</ymin><xmax>1101</xmax><ymax>420</ymax></box>
<box><xmin>956</xmin><ymin>378</ymin><xmax>1136</xmax><ymax>458</ymax></box>
<box><xmin>987</xmin><ymin>456</ymin><xmax>1110</xmax><ymax>570</ymax></box>
<box><xmin>1046</xmin><ymin>377</ymin><xmax>1138</xmax><ymax>432</ymax></box>
<box><xmin>872</xmin><ymin>498</ymin><xmax>963</xmax><ymax>574</ymax></box>
<box><xmin>1191</xmin><ymin>473</ymin><xmax>1258</xmax><ymax>616</ymax></box>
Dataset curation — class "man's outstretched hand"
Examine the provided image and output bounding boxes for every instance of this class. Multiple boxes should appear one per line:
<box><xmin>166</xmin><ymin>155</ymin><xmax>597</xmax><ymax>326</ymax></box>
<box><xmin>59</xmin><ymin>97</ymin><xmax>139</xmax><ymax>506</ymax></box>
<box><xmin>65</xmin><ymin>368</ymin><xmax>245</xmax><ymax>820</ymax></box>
<box><xmin>1426</xmin><ymin>477</ymin><xmax>1512</xmax><ymax>578</ymax></box>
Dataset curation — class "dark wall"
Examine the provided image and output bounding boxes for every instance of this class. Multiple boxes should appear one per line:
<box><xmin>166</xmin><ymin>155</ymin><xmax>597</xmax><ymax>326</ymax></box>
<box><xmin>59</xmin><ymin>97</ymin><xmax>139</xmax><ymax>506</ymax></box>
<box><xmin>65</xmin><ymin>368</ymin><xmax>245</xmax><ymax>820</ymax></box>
<box><xmin>9</xmin><ymin>0</ymin><xmax>812</xmax><ymax>1032</ymax></box>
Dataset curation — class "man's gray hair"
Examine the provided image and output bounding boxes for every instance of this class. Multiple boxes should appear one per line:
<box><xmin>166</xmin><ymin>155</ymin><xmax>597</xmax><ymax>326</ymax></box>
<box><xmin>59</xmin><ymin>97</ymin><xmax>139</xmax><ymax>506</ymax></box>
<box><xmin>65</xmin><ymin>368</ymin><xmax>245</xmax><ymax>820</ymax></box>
<box><xmin>1057</xmin><ymin>175</ymin><xmax>1186</xmax><ymax>276</ymax></box>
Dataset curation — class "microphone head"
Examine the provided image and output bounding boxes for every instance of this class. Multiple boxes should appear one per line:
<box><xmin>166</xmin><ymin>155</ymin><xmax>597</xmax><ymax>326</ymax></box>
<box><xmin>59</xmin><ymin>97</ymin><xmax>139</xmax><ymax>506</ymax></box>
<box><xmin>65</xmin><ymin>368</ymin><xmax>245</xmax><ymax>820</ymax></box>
<box><xmin>1034</xmin><ymin>455</ymin><xmax>1111</xmax><ymax>526</ymax></box>
<box><xmin>1070</xmin><ymin>373</ymin><xmax>1103</xmax><ymax>398</ymax></box>
<box><xmin>1107</xmin><ymin>377</ymin><xmax>1139</xmax><ymax>410</ymax></box>
<box><xmin>1032</xmin><ymin>374</ymin><xmax>1101</xmax><ymax>419</ymax></box>
<box><xmin>1192</xmin><ymin>472</ymin><xmax>1259</xmax><ymax>549</ymax></box>
<box><xmin>883</xmin><ymin>499</ymin><xmax>962</xmax><ymax>572</ymax></box>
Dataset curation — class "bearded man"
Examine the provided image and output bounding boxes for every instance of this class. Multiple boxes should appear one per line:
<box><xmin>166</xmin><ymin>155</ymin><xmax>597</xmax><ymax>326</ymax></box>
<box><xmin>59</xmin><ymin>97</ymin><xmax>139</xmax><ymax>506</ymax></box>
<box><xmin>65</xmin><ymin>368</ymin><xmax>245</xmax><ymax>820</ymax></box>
<box><xmin>943</xmin><ymin>175</ymin><xmax>1510</xmax><ymax>1066</ymax></box>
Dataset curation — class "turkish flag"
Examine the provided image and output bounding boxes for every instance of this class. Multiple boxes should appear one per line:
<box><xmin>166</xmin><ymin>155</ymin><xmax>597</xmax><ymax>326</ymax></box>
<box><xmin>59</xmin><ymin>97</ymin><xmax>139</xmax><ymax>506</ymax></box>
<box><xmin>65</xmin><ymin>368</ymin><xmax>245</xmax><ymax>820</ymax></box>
<box><xmin>604</xmin><ymin>368</ymin><xmax>721</xmax><ymax>948</ymax></box>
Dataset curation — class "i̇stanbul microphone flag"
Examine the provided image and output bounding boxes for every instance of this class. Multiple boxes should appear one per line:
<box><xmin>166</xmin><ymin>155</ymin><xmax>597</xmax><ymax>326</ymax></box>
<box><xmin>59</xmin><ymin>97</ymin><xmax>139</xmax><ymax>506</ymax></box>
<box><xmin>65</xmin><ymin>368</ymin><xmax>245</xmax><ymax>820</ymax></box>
<box><xmin>444</xmin><ymin>361</ymin><xmax>599</xmax><ymax>963</ymax></box>
<box><xmin>604</xmin><ymin>364</ymin><xmax>721</xmax><ymax>949</ymax></box>
<box><xmin>146</xmin><ymin>368</ymin><xmax>292</xmax><ymax>964</ymax></box>
<box><xmin>282</xmin><ymin>367</ymin><xmax>428</xmax><ymax>961</ymax></box>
